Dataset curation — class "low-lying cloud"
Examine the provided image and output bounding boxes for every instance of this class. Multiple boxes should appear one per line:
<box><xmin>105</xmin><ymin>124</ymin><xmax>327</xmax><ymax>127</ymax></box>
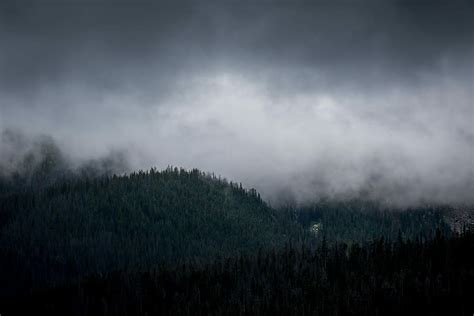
<box><xmin>1</xmin><ymin>0</ymin><xmax>473</xmax><ymax>206</ymax></box>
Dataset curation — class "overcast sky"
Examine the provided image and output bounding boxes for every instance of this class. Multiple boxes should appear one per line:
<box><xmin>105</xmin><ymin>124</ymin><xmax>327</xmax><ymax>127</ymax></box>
<box><xmin>1</xmin><ymin>0</ymin><xmax>473</xmax><ymax>206</ymax></box>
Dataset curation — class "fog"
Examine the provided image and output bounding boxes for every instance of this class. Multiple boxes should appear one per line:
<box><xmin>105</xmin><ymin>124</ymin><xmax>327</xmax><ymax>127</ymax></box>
<box><xmin>1</xmin><ymin>0</ymin><xmax>473</xmax><ymax>206</ymax></box>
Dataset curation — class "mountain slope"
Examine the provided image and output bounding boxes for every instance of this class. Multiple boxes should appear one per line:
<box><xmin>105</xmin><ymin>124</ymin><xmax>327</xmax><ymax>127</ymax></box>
<box><xmin>0</xmin><ymin>167</ymin><xmax>299</xmax><ymax>293</ymax></box>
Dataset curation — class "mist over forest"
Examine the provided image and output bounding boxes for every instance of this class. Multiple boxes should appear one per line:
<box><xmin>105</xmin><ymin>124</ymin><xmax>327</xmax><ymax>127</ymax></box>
<box><xmin>0</xmin><ymin>1</ymin><xmax>473</xmax><ymax>315</ymax></box>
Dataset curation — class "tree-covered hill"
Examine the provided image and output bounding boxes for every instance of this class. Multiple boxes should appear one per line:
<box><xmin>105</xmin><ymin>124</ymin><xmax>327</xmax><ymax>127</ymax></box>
<box><xmin>0</xmin><ymin>133</ymin><xmax>470</xmax><ymax>310</ymax></box>
<box><xmin>0</xmin><ymin>167</ymin><xmax>300</xmax><ymax>294</ymax></box>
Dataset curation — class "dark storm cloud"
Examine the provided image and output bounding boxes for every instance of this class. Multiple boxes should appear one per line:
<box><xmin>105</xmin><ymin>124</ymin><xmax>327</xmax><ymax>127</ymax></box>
<box><xmin>0</xmin><ymin>0</ymin><xmax>473</xmax><ymax>206</ymax></box>
<box><xmin>1</xmin><ymin>0</ymin><xmax>472</xmax><ymax>95</ymax></box>
<box><xmin>0</xmin><ymin>1</ymin><xmax>201</xmax><ymax>100</ymax></box>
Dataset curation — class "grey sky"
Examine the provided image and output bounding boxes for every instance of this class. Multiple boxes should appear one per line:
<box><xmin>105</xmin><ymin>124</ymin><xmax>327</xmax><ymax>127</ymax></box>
<box><xmin>1</xmin><ymin>0</ymin><xmax>473</xmax><ymax>206</ymax></box>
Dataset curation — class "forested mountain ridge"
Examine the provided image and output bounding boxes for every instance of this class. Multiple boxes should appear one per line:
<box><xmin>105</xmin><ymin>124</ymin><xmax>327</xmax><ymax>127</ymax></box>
<box><xmin>1</xmin><ymin>135</ymin><xmax>472</xmax><ymax>315</ymax></box>
<box><xmin>0</xmin><ymin>167</ymin><xmax>301</xmax><ymax>294</ymax></box>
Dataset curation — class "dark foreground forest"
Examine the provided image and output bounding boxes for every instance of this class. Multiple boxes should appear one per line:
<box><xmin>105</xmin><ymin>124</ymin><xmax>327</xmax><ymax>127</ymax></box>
<box><xmin>0</xmin><ymin>142</ymin><xmax>473</xmax><ymax>315</ymax></box>
<box><xmin>2</xmin><ymin>231</ymin><xmax>473</xmax><ymax>316</ymax></box>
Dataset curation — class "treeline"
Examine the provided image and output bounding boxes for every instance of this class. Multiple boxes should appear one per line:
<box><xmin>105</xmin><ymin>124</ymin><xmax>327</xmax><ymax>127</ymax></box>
<box><xmin>4</xmin><ymin>230</ymin><xmax>473</xmax><ymax>316</ymax></box>
<box><xmin>0</xmin><ymin>163</ymin><xmax>463</xmax><ymax>300</ymax></box>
